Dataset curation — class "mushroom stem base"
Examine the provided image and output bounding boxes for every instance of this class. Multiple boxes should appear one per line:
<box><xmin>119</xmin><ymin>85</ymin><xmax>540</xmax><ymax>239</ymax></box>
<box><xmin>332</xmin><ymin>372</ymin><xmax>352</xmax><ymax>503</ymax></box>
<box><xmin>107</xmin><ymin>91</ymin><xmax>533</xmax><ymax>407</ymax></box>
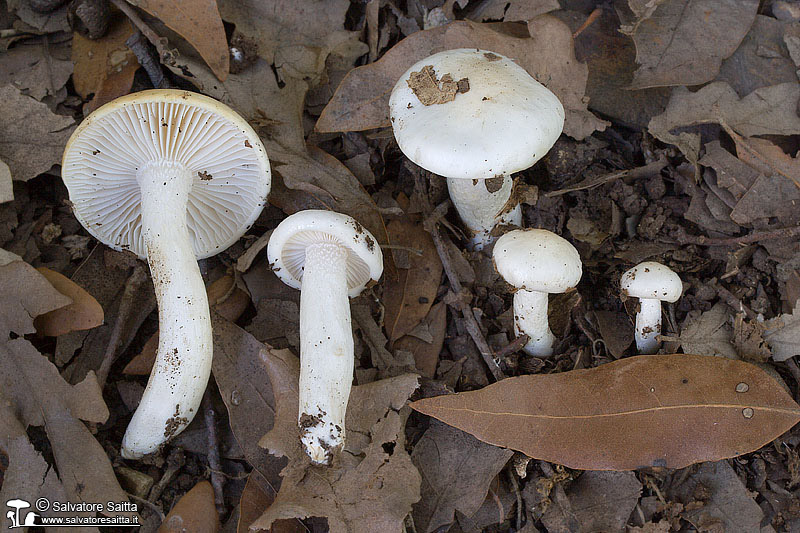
<box><xmin>122</xmin><ymin>161</ymin><xmax>211</xmax><ymax>459</ymax></box>
<box><xmin>635</xmin><ymin>298</ymin><xmax>662</xmax><ymax>354</ymax></box>
<box><xmin>299</xmin><ymin>241</ymin><xmax>353</xmax><ymax>465</ymax></box>
<box><xmin>447</xmin><ymin>176</ymin><xmax>521</xmax><ymax>251</ymax></box>
<box><xmin>514</xmin><ymin>289</ymin><xmax>555</xmax><ymax>357</ymax></box>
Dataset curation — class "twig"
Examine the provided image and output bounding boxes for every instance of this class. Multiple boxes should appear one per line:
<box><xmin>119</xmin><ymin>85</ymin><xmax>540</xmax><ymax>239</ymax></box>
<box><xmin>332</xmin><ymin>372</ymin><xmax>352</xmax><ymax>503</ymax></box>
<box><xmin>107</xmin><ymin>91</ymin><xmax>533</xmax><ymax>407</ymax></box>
<box><xmin>108</xmin><ymin>0</ymin><xmax>177</xmax><ymax>65</ymax></box>
<box><xmin>572</xmin><ymin>7</ymin><xmax>602</xmax><ymax>39</ymax></box>
<box><xmin>712</xmin><ymin>281</ymin><xmax>757</xmax><ymax>320</ymax></box>
<box><xmin>202</xmin><ymin>389</ymin><xmax>226</xmax><ymax>516</ymax></box>
<box><xmin>97</xmin><ymin>264</ymin><xmax>148</xmax><ymax>388</ymax></box>
<box><xmin>148</xmin><ymin>448</ymin><xmax>185</xmax><ymax>503</ymax></box>
<box><xmin>669</xmin><ymin>225</ymin><xmax>800</xmax><ymax>247</ymax></box>
<box><xmin>785</xmin><ymin>358</ymin><xmax>800</xmax><ymax>403</ymax></box>
<box><xmin>127</xmin><ymin>493</ymin><xmax>164</xmax><ymax>522</ymax></box>
<box><xmin>415</xmin><ymin>172</ymin><xmax>506</xmax><ymax>381</ymax></box>
<box><xmin>545</xmin><ymin>156</ymin><xmax>667</xmax><ymax>197</ymax></box>
<box><xmin>494</xmin><ymin>335</ymin><xmax>530</xmax><ymax>360</ymax></box>
<box><xmin>125</xmin><ymin>30</ymin><xmax>169</xmax><ymax>89</ymax></box>
<box><xmin>507</xmin><ymin>468</ymin><xmax>524</xmax><ymax>531</ymax></box>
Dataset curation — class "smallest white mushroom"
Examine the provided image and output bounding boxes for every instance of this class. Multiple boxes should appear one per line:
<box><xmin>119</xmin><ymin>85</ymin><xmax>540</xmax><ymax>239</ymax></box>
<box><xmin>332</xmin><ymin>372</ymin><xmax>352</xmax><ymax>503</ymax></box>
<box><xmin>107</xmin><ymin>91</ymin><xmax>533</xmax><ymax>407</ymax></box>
<box><xmin>620</xmin><ymin>261</ymin><xmax>682</xmax><ymax>354</ymax></box>
<box><xmin>493</xmin><ymin>229</ymin><xmax>582</xmax><ymax>357</ymax></box>
<box><xmin>267</xmin><ymin>210</ymin><xmax>383</xmax><ymax>464</ymax></box>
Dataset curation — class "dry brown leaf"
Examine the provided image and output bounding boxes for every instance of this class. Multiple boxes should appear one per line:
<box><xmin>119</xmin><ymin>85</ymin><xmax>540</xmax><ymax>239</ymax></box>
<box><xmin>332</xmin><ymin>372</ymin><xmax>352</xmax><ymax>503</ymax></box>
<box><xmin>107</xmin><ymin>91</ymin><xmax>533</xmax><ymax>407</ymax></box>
<box><xmin>71</xmin><ymin>14</ymin><xmax>135</xmax><ymax>99</ymax></box>
<box><xmin>122</xmin><ymin>332</ymin><xmax>158</xmax><ymax>375</ymax></box>
<box><xmin>384</xmin><ymin>219</ymin><xmax>443</xmax><ymax>342</ymax></box>
<box><xmin>567</xmin><ymin>471</ymin><xmax>642</xmax><ymax>532</ymax></box>
<box><xmin>1</xmin><ymin>339</ymin><xmax>133</xmax><ymax>520</ymax></box>
<box><xmin>0</xmin><ymin>85</ymin><xmax>75</xmax><ymax>182</ymax></box>
<box><xmin>254</xmin><ymin>348</ymin><xmax>421</xmax><ymax>532</ymax></box>
<box><xmin>211</xmin><ymin>313</ymin><xmax>283</xmax><ymax>496</ymax></box>
<box><xmin>411</xmin><ymin>354</ymin><xmax>800</xmax><ymax>470</ymax></box>
<box><xmin>316</xmin><ymin>18</ymin><xmax>607</xmax><ymax>141</ymax></box>
<box><xmin>716</xmin><ymin>15</ymin><xmax>799</xmax><ymax>96</ymax></box>
<box><xmin>411</xmin><ymin>420</ymin><xmax>513</xmax><ymax>533</ymax></box>
<box><xmin>0</xmin><ymin>43</ymin><xmax>73</xmax><ymax>101</ymax></box>
<box><xmin>620</xmin><ymin>0</ymin><xmax>759</xmax><ymax>89</ymax></box>
<box><xmin>34</xmin><ymin>267</ymin><xmax>104</xmax><ymax>337</ymax></box>
<box><xmin>238</xmin><ymin>472</ymin><xmax>305</xmax><ymax>533</ymax></box>
<box><xmin>393</xmin><ymin>301</ymin><xmax>447</xmax><ymax>378</ymax></box>
<box><xmin>0</xmin><ymin>159</ymin><xmax>12</xmax><ymax>203</ymax></box>
<box><xmin>0</xmin><ymin>258</ymin><xmax>71</xmax><ymax>335</ymax></box>
<box><xmin>679</xmin><ymin>303</ymin><xmax>738</xmax><ymax>359</ymax></box>
<box><xmin>765</xmin><ymin>305</ymin><xmax>800</xmax><ymax>362</ymax></box>
<box><xmin>469</xmin><ymin>0</ymin><xmax>559</xmax><ymax>22</ymax></box>
<box><xmin>593</xmin><ymin>310</ymin><xmax>634</xmax><ymax>358</ymax></box>
<box><xmin>135</xmin><ymin>0</ymin><xmax>229</xmax><ymax>81</ymax></box>
<box><xmin>667</xmin><ymin>461</ymin><xmax>764</xmax><ymax>532</ymax></box>
<box><xmin>648</xmin><ymin>82</ymin><xmax>800</xmax><ymax>164</ymax></box>
<box><xmin>218</xmin><ymin>0</ymin><xmax>354</xmax><ymax>84</ymax></box>
<box><xmin>732</xmin><ymin>135</ymin><xmax>800</xmax><ymax>190</ymax></box>
<box><xmin>158</xmin><ymin>481</ymin><xmax>220</xmax><ymax>533</ymax></box>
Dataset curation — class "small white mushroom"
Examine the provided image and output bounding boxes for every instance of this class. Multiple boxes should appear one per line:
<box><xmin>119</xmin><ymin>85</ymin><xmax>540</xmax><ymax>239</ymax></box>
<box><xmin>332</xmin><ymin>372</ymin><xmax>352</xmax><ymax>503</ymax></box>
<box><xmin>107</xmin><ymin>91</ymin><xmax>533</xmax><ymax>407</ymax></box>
<box><xmin>61</xmin><ymin>90</ymin><xmax>271</xmax><ymax>459</ymax></box>
<box><xmin>493</xmin><ymin>229</ymin><xmax>582</xmax><ymax>357</ymax></box>
<box><xmin>267</xmin><ymin>210</ymin><xmax>383</xmax><ymax>465</ymax></box>
<box><xmin>389</xmin><ymin>49</ymin><xmax>564</xmax><ymax>250</ymax></box>
<box><xmin>620</xmin><ymin>261</ymin><xmax>683</xmax><ymax>354</ymax></box>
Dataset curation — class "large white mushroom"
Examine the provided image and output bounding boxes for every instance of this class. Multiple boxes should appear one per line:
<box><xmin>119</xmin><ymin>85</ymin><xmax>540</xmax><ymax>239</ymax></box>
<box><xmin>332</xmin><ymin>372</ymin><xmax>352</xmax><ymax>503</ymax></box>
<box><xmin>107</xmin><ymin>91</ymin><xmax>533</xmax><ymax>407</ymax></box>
<box><xmin>620</xmin><ymin>261</ymin><xmax>683</xmax><ymax>354</ymax></box>
<box><xmin>267</xmin><ymin>210</ymin><xmax>383</xmax><ymax>465</ymax></box>
<box><xmin>493</xmin><ymin>229</ymin><xmax>582</xmax><ymax>357</ymax></box>
<box><xmin>62</xmin><ymin>90</ymin><xmax>271</xmax><ymax>458</ymax></box>
<box><xmin>389</xmin><ymin>49</ymin><xmax>564</xmax><ymax>249</ymax></box>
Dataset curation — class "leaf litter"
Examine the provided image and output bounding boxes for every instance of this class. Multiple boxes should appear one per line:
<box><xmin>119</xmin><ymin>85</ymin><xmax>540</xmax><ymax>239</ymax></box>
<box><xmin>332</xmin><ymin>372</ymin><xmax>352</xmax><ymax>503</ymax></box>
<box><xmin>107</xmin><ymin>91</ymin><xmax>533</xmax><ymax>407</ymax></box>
<box><xmin>4</xmin><ymin>1</ymin><xmax>800</xmax><ymax>531</ymax></box>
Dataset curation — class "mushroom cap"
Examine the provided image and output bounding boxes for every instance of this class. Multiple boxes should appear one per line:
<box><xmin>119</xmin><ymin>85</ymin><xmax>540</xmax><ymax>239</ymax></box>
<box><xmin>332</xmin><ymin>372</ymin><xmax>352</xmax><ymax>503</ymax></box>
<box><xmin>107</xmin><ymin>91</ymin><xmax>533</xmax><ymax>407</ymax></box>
<box><xmin>620</xmin><ymin>261</ymin><xmax>682</xmax><ymax>302</ymax></box>
<box><xmin>62</xmin><ymin>89</ymin><xmax>271</xmax><ymax>260</ymax></box>
<box><xmin>267</xmin><ymin>210</ymin><xmax>383</xmax><ymax>297</ymax></box>
<box><xmin>493</xmin><ymin>229</ymin><xmax>582</xmax><ymax>293</ymax></box>
<box><xmin>389</xmin><ymin>48</ymin><xmax>564</xmax><ymax>181</ymax></box>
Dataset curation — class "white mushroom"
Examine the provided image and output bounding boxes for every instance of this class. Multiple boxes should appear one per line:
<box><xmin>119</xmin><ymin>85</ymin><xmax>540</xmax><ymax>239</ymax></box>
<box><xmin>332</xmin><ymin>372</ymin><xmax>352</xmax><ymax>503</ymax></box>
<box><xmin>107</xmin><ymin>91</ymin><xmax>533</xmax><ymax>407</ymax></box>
<box><xmin>620</xmin><ymin>261</ymin><xmax>682</xmax><ymax>354</ymax></box>
<box><xmin>493</xmin><ymin>229</ymin><xmax>582</xmax><ymax>357</ymax></box>
<box><xmin>267</xmin><ymin>210</ymin><xmax>383</xmax><ymax>464</ymax></box>
<box><xmin>61</xmin><ymin>90</ymin><xmax>271</xmax><ymax>459</ymax></box>
<box><xmin>389</xmin><ymin>49</ymin><xmax>564</xmax><ymax>250</ymax></box>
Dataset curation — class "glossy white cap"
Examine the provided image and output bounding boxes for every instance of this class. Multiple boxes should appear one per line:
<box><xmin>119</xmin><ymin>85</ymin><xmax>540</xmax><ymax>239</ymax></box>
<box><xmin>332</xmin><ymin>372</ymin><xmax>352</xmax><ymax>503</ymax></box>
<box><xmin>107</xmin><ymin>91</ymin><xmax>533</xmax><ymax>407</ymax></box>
<box><xmin>389</xmin><ymin>48</ymin><xmax>564</xmax><ymax>180</ymax></box>
<box><xmin>620</xmin><ymin>261</ymin><xmax>682</xmax><ymax>303</ymax></box>
<box><xmin>493</xmin><ymin>229</ymin><xmax>582</xmax><ymax>293</ymax></box>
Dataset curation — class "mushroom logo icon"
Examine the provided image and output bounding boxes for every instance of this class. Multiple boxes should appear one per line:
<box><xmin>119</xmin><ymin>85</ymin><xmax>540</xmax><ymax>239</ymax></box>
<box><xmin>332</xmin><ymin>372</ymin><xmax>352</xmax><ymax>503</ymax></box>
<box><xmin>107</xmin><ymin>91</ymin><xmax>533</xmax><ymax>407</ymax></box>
<box><xmin>5</xmin><ymin>499</ymin><xmax>39</xmax><ymax>528</ymax></box>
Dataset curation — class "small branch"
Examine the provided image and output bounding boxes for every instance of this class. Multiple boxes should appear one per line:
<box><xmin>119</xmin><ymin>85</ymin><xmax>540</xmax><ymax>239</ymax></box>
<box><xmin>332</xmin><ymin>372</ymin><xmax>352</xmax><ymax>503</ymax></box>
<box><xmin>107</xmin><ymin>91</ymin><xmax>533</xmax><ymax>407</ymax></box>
<box><xmin>148</xmin><ymin>448</ymin><xmax>185</xmax><ymax>503</ymax></box>
<box><xmin>202</xmin><ymin>390</ymin><xmax>226</xmax><ymax>516</ymax></box>
<box><xmin>545</xmin><ymin>157</ymin><xmax>667</xmax><ymax>198</ymax></box>
<box><xmin>125</xmin><ymin>30</ymin><xmax>170</xmax><ymax>89</ymax></box>
<box><xmin>713</xmin><ymin>280</ymin><xmax>757</xmax><ymax>320</ymax></box>
<box><xmin>494</xmin><ymin>334</ymin><xmax>530</xmax><ymax>360</ymax></box>
<box><xmin>415</xmin><ymin>172</ymin><xmax>506</xmax><ymax>381</ymax></box>
<box><xmin>109</xmin><ymin>0</ymin><xmax>177</xmax><ymax>65</ymax></box>
<box><xmin>572</xmin><ymin>7</ymin><xmax>602</xmax><ymax>39</ymax></box>
<box><xmin>670</xmin><ymin>225</ymin><xmax>800</xmax><ymax>247</ymax></box>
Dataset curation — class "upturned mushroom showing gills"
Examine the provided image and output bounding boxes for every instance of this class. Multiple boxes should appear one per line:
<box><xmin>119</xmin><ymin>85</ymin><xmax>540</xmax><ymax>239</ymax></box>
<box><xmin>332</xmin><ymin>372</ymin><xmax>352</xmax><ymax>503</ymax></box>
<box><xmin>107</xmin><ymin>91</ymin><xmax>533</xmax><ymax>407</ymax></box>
<box><xmin>389</xmin><ymin>49</ymin><xmax>564</xmax><ymax>250</ymax></box>
<box><xmin>493</xmin><ymin>229</ymin><xmax>582</xmax><ymax>357</ymax></box>
<box><xmin>267</xmin><ymin>210</ymin><xmax>383</xmax><ymax>464</ymax></box>
<box><xmin>620</xmin><ymin>261</ymin><xmax>683</xmax><ymax>354</ymax></box>
<box><xmin>61</xmin><ymin>90</ymin><xmax>271</xmax><ymax>459</ymax></box>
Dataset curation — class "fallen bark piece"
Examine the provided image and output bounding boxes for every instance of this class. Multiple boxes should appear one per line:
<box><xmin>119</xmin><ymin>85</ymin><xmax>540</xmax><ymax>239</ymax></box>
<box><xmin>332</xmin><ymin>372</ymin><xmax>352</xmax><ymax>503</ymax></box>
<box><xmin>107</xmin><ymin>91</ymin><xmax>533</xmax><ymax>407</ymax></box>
<box><xmin>411</xmin><ymin>354</ymin><xmax>800</xmax><ymax>470</ymax></box>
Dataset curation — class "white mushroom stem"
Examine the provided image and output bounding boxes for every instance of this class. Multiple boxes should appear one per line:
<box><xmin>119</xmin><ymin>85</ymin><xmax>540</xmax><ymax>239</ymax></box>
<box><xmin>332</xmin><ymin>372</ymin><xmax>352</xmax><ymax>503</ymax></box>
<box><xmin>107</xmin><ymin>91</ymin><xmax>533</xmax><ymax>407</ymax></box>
<box><xmin>121</xmin><ymin>161</ymin><xmax>212</xmax><ymax>459</ymax></box>
<box><xmin>298</xmin><ymin>241</ymin><xmax>353</xmax><ymax>464</ymax></box>
<box><xmin>635</xmin><ymin>298</ymin><xmax>662</xmax><ymax>355</ymax></box>
<box><xmin>513</xmin><ymin>289</ymin><xmax>555</xmax><ymax>357</ymax></box>
<box><xmin>446</xmin><ymin>176</ymin><xmax>521</xmax><ymax>250</ymax></box>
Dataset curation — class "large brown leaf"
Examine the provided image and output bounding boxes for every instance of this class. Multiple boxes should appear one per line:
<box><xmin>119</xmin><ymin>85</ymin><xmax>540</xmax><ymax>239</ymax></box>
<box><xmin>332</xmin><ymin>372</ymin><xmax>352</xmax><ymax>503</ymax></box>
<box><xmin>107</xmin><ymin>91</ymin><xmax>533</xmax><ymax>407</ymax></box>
<box><xmin>316</xmin><ymin>18</ymin><xmax>607</xmax><ymax>141</ymax></box>
<box><xmin>411</xmin><ymin>354</ymin><xmax>800</xmax><ymax>470</ymax></box>
<box><xmin>134</xmin><ymin>0</ymin><xmax>229</xmax><ymax>80</ymax></box>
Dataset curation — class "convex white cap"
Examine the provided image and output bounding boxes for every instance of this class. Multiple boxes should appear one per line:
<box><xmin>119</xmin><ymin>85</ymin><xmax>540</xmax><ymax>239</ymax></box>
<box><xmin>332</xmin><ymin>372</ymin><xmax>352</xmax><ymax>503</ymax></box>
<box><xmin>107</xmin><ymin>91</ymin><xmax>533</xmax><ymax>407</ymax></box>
<box><xmin>620</xmin><ymin>262</ymin><xmax>682</xmax><ymax>302</ymax></box>
<box><xmin>267</xmin><ymin>210</ymin><xmax>384</xmax><ymax>297</ymax></box>
<box><xmin>62</xmin><ymin>89</ymin><xmax>271</xmax><ymax>259</ymax></box>
<box><xmin>389</xmin><ymin>48</ymin><xmax>564</xmax><ymax>180</ymax></box>
<box><xmin>494</xmin><ymin>229</ymin><xmax>582</xmax><ymax>293</ymax></box>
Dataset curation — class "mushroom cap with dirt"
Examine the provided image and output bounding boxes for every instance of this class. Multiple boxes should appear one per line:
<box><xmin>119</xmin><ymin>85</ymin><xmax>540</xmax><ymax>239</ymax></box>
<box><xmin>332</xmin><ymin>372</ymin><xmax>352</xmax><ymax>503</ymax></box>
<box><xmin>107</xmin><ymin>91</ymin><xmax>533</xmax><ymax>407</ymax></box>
<box><xmin>389</xmin><ymin>48</ymin><xmax>564</xmax><ymax>249</ymax></box>
<box><xmin>267</xmin><ymin>209</ymin><xmax>383</xmax><ymax>464</ymax></box>
<box><xmin>493</xmin><ymin>228</ymin><xmax>582</xmax><ymax>356</ymax></box>
<box><xmin>62</xmin><ymin>89</ymin><xmax>271</xmax><ymax>458</ymax></box>
<box><xmin>620</xmin><ymin>261</ymin><xmax>682</xmax><ymax>354</ymax></box>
